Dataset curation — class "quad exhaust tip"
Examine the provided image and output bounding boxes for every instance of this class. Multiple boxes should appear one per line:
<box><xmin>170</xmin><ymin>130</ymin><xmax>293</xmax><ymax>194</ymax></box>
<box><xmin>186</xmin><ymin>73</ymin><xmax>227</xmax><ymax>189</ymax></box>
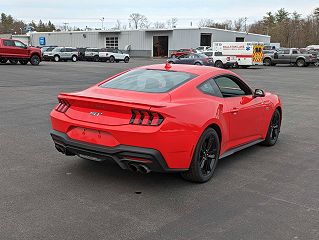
<box><xmin>127</xmin><ymin>162</ymin><xmax>150</xmax><ymax>174</ymax></box>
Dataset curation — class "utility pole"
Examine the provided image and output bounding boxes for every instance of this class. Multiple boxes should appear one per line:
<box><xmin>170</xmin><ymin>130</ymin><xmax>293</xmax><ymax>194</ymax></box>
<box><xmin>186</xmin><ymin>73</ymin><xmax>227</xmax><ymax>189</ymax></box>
<box><xmin>244</xmin><ymin>17</ymin><xmax>248</xmax><ymax>33</ymax></box>
<box><xmin>100</xmin><ymin>17</ymin><xmax>105</xmax><ymax>30</ymax></box>
<box><xmin>63</xmin><ymin>22</ymin><xmax>69</xmax><ymax>31</ymax></box>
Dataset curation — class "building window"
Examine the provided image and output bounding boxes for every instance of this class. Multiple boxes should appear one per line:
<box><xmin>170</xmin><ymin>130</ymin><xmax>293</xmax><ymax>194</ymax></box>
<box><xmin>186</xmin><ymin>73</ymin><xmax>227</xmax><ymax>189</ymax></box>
<box><xmin>236</xmin><ymin>37</ymin><xmax>245</xmax><ymax>42</ymax></box>
<box><xmin>106</xmin><ymin>37</ymin><xmax>118</xmax><ymax>49</ymax></box>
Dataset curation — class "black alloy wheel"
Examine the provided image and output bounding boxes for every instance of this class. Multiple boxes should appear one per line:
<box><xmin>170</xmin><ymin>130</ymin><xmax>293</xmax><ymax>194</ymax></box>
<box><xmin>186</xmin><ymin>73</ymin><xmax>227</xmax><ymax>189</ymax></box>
<box><xmin>262</xmin><ymin>109</ymin><xmax>281</xmax><ymax>146</ymax></box>
<box><xmin>109</xmin><ymin>56</ymin><xmax>115</xmax><ymax>63</ymax></box>
<box><xmin>30</xmin><ymin>55</ymin><xmax>40</xmax><ymax>65</ymax></box>
<box><xmin>181</xmin><ymin>128</ymin><xmax>220</xmax><ymax>183</ymax></box>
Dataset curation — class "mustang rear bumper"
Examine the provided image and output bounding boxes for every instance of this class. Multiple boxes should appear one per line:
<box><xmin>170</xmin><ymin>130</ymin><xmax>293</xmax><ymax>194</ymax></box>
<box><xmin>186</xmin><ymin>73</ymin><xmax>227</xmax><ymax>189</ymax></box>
<box><xmin>50</xmin><ymin>130</ymin><xmax>187</xmax><ymax>173</ymax></box>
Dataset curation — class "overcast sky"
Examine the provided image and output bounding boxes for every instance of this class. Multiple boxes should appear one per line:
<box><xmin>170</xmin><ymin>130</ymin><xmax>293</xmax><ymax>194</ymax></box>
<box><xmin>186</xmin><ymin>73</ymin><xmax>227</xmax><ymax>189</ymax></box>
<box><xmin>2</xmin><ymin>0</ymin><xmax>318</xmax><ymax>29</ymax></box>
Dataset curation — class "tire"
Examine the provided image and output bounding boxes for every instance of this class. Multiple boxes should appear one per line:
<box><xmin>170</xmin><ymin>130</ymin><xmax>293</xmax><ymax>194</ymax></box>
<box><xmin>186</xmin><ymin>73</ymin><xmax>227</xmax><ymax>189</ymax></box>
<box><xmin>30</xmin><ymin>55</ymin><xmax>40</xmax><ymax>66</ymax></box>
<box><xmin>124</xmin><ymin>56</ymin><xmax>130</xmax><ymax>63</ymax></box>
<box><xmin>263</xmin><ymin>58</ymin><xmax>272</xmax><ymax>66</ymax></box>
<box><xmin>296</xmin><ymin>58</ymin><xmax>305</xmax><ymax>67</ymax></box>
<box><xmin>109</xmin><ymin>56</ymin><xmax>115</xmax><ymax>63</ymax></box>
<box><xmin>72</xmin><ymin>55</ymin><xmax>77</xmax><ymax>62</ymax></box>
<box><xmin>0</xmin><ymin>58</ymin><xmax>7</xmax><ymax>64</ymax></box>
<box><xmin>194</xmin><ymin>62</ymin><xmax>202</xmax><ymax>66</ymax></box>
<box><xmin>261</xmin><ymin>109</ymin><xmax>281</xmax><ymax>146</ymax></box>
<box><xmin>54</xmin><ymin>55</ymin><xmax>60</xmax><ymax>62</ymax></box>
<box><xmin>9</xmin><ymin>59</ymin><xmax>18</xmax><ymax>65</ymax></box>
<box><xmin>214</xmin><ymin>60</ymin><xmax>224</xmax><ymax>68</ymax></box>
<box><xmin>93</xmin><ymin>55</ymin><xmax>99</xmax><ymax>62</ymax></box>
<box><xmin>19</xmin><ymin>60</ymin><xmax>28</xmax><ymax>65</ymax></box>
<box><xmin>181</xmin><ymin>128</ymin><xmax>220</xmax><ymax>183</ymax></box>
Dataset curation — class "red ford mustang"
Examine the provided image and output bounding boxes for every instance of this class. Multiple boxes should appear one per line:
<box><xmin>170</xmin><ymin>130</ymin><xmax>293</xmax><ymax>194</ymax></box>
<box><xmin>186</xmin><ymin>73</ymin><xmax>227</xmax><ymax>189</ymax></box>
<box><xmin>50</xmin><ymin>64</ymin><xmax>282</xmax><ymax>182</ymax></box>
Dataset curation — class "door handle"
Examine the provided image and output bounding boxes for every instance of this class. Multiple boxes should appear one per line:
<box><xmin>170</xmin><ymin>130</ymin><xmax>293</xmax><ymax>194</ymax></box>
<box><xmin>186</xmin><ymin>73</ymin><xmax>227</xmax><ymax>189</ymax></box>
<box><xmin>230</xmin><ymin>107</ymin><xmax>239</xmax><ymax>114</ymax></box>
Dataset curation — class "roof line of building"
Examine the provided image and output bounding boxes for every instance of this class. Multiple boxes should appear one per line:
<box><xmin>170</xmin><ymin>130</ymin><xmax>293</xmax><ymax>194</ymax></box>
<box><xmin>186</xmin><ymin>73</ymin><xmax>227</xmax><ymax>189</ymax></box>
<box><xmin>27</xmin><ymin>27</ymin><xmax>269</xmax><ymax>38</ymax></box>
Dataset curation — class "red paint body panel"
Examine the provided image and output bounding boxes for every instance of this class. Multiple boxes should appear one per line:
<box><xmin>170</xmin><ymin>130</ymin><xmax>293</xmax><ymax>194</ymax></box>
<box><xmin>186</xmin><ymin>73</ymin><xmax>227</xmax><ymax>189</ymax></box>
<box><xmin>50</xmin><ymin>64</ymin><xmax>282</xmax><ymax>170</ymax></box>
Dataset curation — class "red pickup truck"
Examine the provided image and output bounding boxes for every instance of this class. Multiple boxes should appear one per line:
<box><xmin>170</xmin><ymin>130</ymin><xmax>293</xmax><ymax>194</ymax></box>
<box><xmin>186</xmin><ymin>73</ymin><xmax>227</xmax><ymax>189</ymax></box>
<box><xmin>0</xmin><ymin>38</ymin><xmax>42</xmax><ymax>65</ymax></box>
<box><xmin>170</xmin><ymin>48</ymin><xmax>196</xmax><ymax>58</ymax></box>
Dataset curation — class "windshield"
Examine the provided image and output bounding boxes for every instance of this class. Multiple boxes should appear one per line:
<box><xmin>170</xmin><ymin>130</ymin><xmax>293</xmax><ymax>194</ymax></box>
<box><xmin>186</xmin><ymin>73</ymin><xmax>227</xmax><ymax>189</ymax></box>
<box><xmin>45</xmin><ymin>47</ymin><xmax>55</xmax><ymax>52</ymax></box>
<box><xmin>100</xmin><ymin>69</ymin><xmax>197</xmax><ymax>93</ymax></box>
<box><xmin>197</xmin><ymin>54</ymin><xmax>208</xmax><ymax>58</ymax></box>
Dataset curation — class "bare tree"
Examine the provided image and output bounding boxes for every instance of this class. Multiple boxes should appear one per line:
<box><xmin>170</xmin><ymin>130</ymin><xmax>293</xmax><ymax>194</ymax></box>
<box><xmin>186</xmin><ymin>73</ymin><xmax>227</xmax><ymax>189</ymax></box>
<box><xmin>233</xmin><ymin>18</ymin><xmax>246</xmax><ymax>31</ymax></box>
<box><xmin>129</xmin><ymin>13</ymin><xmax>149</xmax><ymax>29</ymax></box>
<box><xmin>113</xmin><ymin>19</ymin><xmax>121</xmax><ymax>30</ymax></box>
<box><xmin>167</xmin><ymin>18</ymin><xmax>178</xmax><ymax>28</ymax></box>
<box><xmin>198</xmin><ymin>18</ymin><xmax>232</xmax><ymax>30</ymax></box>
<box><xmin>153</xmin><ymin>21</ymin><xmax>165</xmax><ymax>29</ymax></box>
<box><xmin>198</xmin><ymin>18</ymin><xmax>214</xmax><ymax>27</ymax></box>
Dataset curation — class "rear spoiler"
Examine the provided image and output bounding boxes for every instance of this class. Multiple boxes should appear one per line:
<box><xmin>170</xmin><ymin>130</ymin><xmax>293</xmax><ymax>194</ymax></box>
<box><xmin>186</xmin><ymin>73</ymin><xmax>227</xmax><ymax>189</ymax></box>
<box><xmin>58</xmin><ymin>92</ymin><xmax>168</xmax><ymax>108</ymax></box>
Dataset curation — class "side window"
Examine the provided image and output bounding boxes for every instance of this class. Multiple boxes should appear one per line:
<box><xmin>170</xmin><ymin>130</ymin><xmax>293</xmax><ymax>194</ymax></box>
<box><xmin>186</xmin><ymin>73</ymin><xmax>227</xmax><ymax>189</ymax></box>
<box><xmin>198</xmin><ymin>81</ymin><xmax>216</xmax><ymax>96</ymax></box>
<box><xmin>214</xmin><ymin>52</ymin><xmax>222</xmax><ymax>56</ymax></box>
<box><xmin>214</xmin><ymin>76</ymin><xmax>252</xmax><ymax>98</ymax></box>
<box><xmin>283</xmin><ymin>50</ymin><xmax>290</xmax><ymax>54</ymax></box>
<box><xmin>3</xmin><ymin>40</ymin><xmax>14</xmax><ymax>47</ymax></box>
<box><xmin>60</xmin><ymin>48</ymin><xmax>65</xmax><ymax>52</ymax></box>
<box><xmin>292</xmin><ymin>50</ymin><xmax>298</xmax><ymax>54</ymax></box>
<box><xmin>14</xmin><ymin>41</ymin><xmax>26</xmax><ymax>48</ymax></box>
<box><xmin>180</xmin><ymin>54</ymin><xmax>189</xmax><ymax>58</ymax></box>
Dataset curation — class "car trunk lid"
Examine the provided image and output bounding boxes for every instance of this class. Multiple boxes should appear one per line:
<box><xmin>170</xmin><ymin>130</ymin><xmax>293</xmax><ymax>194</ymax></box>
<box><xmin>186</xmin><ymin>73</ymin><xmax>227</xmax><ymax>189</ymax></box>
<box><xmin>59</xmin><ymin>88</ymin><xmax>170</xmax><ymax>126</ymax></box>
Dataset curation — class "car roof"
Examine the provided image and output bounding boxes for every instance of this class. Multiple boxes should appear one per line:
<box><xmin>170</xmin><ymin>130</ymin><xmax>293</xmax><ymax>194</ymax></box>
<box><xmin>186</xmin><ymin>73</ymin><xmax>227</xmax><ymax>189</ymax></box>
<box><xmin>138</xmin><ymin>64</ymin><xmax>227</xmax><ymax>76</ymax></box>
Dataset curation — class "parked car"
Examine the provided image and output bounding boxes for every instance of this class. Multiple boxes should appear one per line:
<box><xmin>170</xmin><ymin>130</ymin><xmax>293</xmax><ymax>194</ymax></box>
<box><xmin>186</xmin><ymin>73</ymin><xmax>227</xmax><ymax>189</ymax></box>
<box><xmin>43</xmin><ymin>47</ymin><xmax>78</xmax><ymax>62</ymax></box>
<box><xmin>42</xmin><ymin>47</ymin><xmax>57</xmax><ymax>60</ymax></box>
<box><xmin>99</xmin><ymin>48</ymin><xmax>130</xmax><ymax>63</ymax></box>
<box><xmin>167</xmin><ymin>53</ymin><xmax>214</xmax><ymax>66</ymax></box>
<box><xmin>41</xmin><ymin>46</ymin><xmax>58</xmax><ymax>55</ymax></box>
<box><xmin>50</xmin><ymin>64</ymin><xmax>282</xmax><ymax>183</ymax></box>
<box><xmin>202</xmin><ymin>51</ymin><xmax>237</xmax><ymax>68</ymax></box>
<box><xmin>170</xmin><ymin>48</ymin><xmax>195</xmax><ymax>58</ymax></box>
<box><xmin>84</xmin><ymin>48</ymin><xmax>100</xmax><ymax>62</ymax></box>
<box><xmin>195</xmin><ymin>46</ymin><xmax>210</xmax><ymax>53</ymax></box>
<box><xmin>0</xmin><ymin>38</ymin><xmax>42</xmax><ymax>65</ymax></box>
<box><xmin>263</xmin><ymin>48</ymin><xmax>317</xmax><ymax>67</ymax></box>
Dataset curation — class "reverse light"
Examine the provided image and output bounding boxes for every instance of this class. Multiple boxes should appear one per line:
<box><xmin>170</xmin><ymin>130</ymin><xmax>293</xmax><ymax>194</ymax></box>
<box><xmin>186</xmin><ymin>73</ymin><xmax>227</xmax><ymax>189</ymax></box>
<box><xmin>55</xmin><ymin>99</ymin><xmax>70</xmax><ymax>113</ymax></box>
<box><xmin>129</xmin><ymin>109</ymin><xmax>164</xmax><ymax>126</ymax></box>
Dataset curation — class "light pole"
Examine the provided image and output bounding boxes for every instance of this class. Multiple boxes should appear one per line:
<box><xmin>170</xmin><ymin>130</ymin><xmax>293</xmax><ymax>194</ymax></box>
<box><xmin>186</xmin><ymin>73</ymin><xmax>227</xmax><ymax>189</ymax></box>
<box><xmin>244</xmin><ymin>17</ymin><xmax>248</xmax><ymax>33</ymax></box>
<box><xmin>100</xmin><ymin>17</ymin><xmax>105</xmax><ymax>30</ymax></box>
<box><xmin>63</xmin><ymin>22</ymin><xmax>69</xmax><ymax>31</ymax></box>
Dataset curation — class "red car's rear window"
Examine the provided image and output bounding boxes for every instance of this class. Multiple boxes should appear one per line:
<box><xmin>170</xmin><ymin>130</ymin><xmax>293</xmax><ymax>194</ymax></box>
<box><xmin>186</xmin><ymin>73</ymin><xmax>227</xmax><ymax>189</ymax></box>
<box><xmin>100</xmin><ymin>69</ymin><xmax>197</xmax><ymax>93</ymax></box>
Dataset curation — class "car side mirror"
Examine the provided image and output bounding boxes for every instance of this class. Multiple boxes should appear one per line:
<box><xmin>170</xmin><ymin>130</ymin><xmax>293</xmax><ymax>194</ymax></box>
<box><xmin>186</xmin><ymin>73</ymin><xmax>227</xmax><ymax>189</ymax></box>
<box><xmin>254</xmin><ymin>89</ymin><xmax>265</xmax><ymax>98</ymax></box>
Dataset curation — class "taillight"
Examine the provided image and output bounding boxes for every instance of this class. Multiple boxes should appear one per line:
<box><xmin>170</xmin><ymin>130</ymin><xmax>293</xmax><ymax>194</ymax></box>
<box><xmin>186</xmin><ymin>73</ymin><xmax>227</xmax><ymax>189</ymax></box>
<box><xmin>226</xmin><ymin>57</ymin><xmax>230</xmax><ymax>61</ymax></box>
<box><xmin>129</xmin><ymin>109</ymin><xmax>164</xmax><ymax>126</ymax></box>
<box><xmin>55</xmin><ymin>99</ymin><xmax>70</xmax><ymax>113</ymax></box>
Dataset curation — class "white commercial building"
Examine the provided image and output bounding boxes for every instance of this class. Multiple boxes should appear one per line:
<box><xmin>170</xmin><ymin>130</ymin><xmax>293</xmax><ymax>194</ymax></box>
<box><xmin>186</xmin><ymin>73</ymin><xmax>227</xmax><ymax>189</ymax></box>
<box><xmin>28</xmin><ymin>27</ymin><xmax>270</xmax><ymax>57</ymax></box>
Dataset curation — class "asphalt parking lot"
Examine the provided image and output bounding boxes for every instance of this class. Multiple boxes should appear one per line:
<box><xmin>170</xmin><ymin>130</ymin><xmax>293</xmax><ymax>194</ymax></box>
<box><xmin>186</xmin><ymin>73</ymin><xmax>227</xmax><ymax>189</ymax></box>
<box><xmin>1</xmin><ymin>60</ymin><xmax>319</xmax><ymax>240</ymax></box>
